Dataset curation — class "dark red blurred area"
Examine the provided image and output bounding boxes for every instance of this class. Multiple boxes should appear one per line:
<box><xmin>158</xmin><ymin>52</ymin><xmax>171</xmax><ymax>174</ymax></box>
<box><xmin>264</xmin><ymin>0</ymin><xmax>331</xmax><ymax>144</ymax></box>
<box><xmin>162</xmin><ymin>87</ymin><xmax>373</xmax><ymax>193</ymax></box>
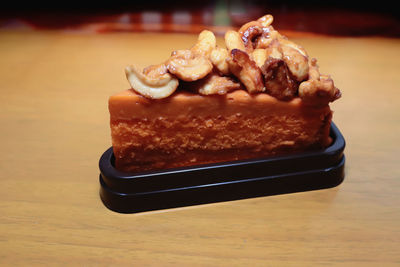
<box><xmin>1</xmin><ymin>1</ymin><xmax>399</xmax><ymax>36</ymax></box>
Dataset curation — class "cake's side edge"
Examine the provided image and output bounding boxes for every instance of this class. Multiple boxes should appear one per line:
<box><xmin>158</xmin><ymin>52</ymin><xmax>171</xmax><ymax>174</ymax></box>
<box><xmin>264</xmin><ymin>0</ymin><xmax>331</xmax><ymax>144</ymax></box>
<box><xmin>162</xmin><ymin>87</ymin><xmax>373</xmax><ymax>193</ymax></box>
<box><xmin>109</xmin><ymin>91</ymin><xmax>333</xmax><ymax>173</ymax></box>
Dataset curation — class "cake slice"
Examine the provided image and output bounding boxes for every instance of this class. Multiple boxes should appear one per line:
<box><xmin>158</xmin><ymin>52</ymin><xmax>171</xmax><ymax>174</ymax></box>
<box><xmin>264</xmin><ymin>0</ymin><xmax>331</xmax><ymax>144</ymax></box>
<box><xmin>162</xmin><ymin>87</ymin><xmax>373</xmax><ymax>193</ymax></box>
<box><xmin>109</xmin><ymin>14</ymin><xmax>341</xmax><ymax>173</ymax></box>
<box><xmin>110</xmin><ymin>89</ymin><xmax>333</xmax><ymax>172</ymax></box>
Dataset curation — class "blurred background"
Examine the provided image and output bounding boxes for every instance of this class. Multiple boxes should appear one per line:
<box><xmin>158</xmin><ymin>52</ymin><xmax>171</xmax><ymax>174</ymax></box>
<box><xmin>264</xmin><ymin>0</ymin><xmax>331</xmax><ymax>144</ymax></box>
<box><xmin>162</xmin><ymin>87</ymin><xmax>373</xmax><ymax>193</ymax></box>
<box><xmin>1</xmin><ymin>0</ymin><xmax>399</xmax><ymax>37</ymax></box>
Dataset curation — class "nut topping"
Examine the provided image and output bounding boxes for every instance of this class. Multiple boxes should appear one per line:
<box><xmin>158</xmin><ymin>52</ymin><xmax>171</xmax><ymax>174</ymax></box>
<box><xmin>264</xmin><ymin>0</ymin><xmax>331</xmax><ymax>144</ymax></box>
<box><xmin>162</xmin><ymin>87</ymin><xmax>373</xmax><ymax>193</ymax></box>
<box><xmin>299</xmin><ymin>59</ymin><xmax>341</xmax><ymax>106</ymax></box>
<box><xmin>143</xmin><ymin>63</ymin><xmax>168</xmax><ymax>78</ymax></box>
<box><xmin>125</xmin><ymin>14</ymin><xmax>340</xmax><ymax>105</ymax></box>
<box><xmin>190</xmin><ymin>71</ymin><xmax>241</xmax><ymax>95</ymax></box>
<box><xmin>257</xmin><ymin>14</ymin><xmax>274</xmax><ymax>27</ymax></box>
<box><xmin>225</xmin><ymin>30</ymin><xmax>246</xmax><ymax>52</ymax></box>
<box><xmin>210</xmin><ymin>46</ymin><xmax>230</xmax><ymax>75</ymax></box>
<box><xmin>228</xmin><ymin>49</ymin><xmax>265</xmax><ymax>93</ymax></box>
<box><xmin>125</xmin><ymin>65</ymin><xmax>179</xmax><ymax>99</ymax></box>
<box><xmin>191</xmin><ymin>30</ymin><xmax>217</xmax><ymax>57</ymax></box>
<box><xmin>279</xmin><ymin>39</ymin><xmax>309</xmax><ymax>81</ymax></box>
<box><xmin>261</xmin><ymin>57</ymin><xmax>298</xmax><ymax>100</ymax></box>
<box><xmin>252</xmin><ymin>48</ymin><xmax>268</xmax><ymax>68</ymax></box>
<box><xmin>167</xmin><ymin>50</ymin><xmax>213</xmax><ymax>82</ymax></box>
<box><xmin>238</xmin><ymin>21</ymin><xmax>263</xmax><ymax>52</ymax></box>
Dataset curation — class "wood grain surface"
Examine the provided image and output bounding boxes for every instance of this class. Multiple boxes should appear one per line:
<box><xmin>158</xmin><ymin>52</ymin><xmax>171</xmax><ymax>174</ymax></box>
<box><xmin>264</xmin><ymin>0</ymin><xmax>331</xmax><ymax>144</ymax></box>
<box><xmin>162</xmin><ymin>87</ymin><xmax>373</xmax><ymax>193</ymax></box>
<box><xmin>0</xmin><ymin>31</ymin><xmax>399</xmax><ymax>266</ymax></box>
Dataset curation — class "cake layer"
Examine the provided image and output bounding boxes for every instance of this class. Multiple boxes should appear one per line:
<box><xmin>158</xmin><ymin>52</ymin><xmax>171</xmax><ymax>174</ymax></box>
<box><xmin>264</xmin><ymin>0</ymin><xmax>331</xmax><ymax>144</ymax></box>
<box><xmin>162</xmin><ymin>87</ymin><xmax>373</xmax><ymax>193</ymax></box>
<box><xmin>109</xmin><ymin>89</ymin><xmax>332</xmax><ymax>173</ymax></box>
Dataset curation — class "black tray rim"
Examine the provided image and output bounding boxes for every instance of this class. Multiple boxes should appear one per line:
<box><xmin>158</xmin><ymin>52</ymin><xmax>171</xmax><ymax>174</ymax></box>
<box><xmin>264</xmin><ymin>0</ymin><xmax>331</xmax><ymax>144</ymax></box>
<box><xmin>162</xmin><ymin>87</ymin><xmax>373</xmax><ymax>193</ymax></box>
<box><xmin>99</xmin><ymin>155</ymin><xmax>345</xmax><ymax>213</ymax></box>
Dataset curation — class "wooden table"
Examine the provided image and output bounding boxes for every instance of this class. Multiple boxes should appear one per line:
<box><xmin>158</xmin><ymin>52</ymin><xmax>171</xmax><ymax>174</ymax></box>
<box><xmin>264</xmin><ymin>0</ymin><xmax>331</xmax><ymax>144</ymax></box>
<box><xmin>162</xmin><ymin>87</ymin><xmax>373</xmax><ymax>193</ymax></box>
<box><xmin>1</xmin><ymin>30</ymin><xmax>399</xmax><ymax>266</ymax></box>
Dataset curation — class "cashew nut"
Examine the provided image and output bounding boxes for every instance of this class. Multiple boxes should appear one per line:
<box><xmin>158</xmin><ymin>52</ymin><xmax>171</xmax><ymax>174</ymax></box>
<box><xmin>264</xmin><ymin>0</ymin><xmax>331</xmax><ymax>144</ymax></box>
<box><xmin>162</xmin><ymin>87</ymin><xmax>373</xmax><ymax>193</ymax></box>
<box><xmin>257</xmin><ymin>14</ymin><xmax>273</xmax><ymax>28</ymax></box>
<box><xmin>191</xmin><ymin>30</ymin><xmax>216</xmax><ymax>57</ymax></box>
<box><xmin>279</xmin><ymin>38</ymin><xmax>307</xmax><ymax>57</ymax></box>
<box><xmin>308</xmin><ymin>58</ymin><xmax>320</xmax><ymax>80</ymax></box>
<box><xmin>238</xmin><ymin>21</ymin><xmax>263</xmax><ymax>52</ymax></box>
<box><xmin>251</xmin><ymin>48</ymin><xmax>268</xmax><ymax>68</ymax></box>
<box><xmin>281</xmin><ymin>48</ymin><xmax>309</xmax><ymax>81</ymax></box>
<box><xmin>125</xmin><ymin>65</ymin><xmax>179</xmax><ymax>99</ymax></box>
<box><xmin>299</xmin><ymin>75</ymin><xmax>341</xmax><ymax>106</ymax></box>
<box><xmin>298</xmin><ymin>58</ymin><xmax>341</xmax><ymax>106</ymax></box>
<box><xmin>254</xmin><ymin>27</ymin><xmax>282</xmax><ymax>49</ymax></box>
<box><xmin>228</xmin><ymin>49</ymin><xmax>265</xmax><ymax>93</ymax></box>
<box><xmin>279</xmin><ymin>39</ymin><xmax>309</xmax><ymax>81</ymax></box>
<box><xmin>225</xmin><ymin>30</ymin><xmax>245</xmax><ymax>52</ymax></box>
<box><xmin>167</xmin><ymin>50</ymin><xmax>213</xmax><ymax>81</ymax></box>
<box><xmin>263</xmin><ymin>38</ymin><xmax>308</xmax><ymax>82</ymax></box>
<box><xmin>265</xmin><ymin>39</ymin><xmax>283</xmax><ymax>59</ymax></box>
<box><xmin>210</xmin><ymin>46</ymin><xmax>230</xmax><ymax>75</ymax></box>
<box><xmin>261</xmin><ymin>57</ymin><xmax>298</xmax><ymax>101</ymax></box>
<box><xmin>143</xmin><ymin>63</ymin><xmax>168</xmax><ymax>78</ymax></box>
<box><xmin>193</xmin><ymin>72</ymin><xmax>241</xmax><ymax>95</ymax></box>
<box><xmin>237</xmin><ymin>15</ymin><xmax>278</xmax><ymax>52</ymax></box>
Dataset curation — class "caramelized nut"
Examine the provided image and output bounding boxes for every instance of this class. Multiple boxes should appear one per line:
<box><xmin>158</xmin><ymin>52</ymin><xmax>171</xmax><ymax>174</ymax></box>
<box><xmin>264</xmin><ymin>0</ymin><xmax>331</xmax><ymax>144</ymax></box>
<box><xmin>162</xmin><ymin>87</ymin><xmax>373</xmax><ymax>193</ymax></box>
<box><xmin>264</xmin><ymin>38</ymin><xmax>309</xmax><ymax>82</ymax></box>
<box><xmin>252</xmin><ymin>48</ymin><xmax>268</xmax><ymax>68</ymax></box>
<box><xmin>225</xmin><ymin>30</ymin><xmax>245</xmax><ymax>52</ymax></box>
<box><xmin>279</xmin><ymin>39</ymin><xmax>309</xmax><ymax>81</ymax></box>
<box><xmin>228</xmin><ymin>49</ymin><xmax>265</xmax><ymax>93</ymax></box>
<box><xmin>210</xmin><ymin>47</ymin><xmax>230</xmax><ymax>75</ymax></box>
<box><xmin>167</xmin><ymin>50</ymin><xmax>213</xmax><ymax>81</ymax></box>
<box><xmin>253</xmin><ymin>27</ymin><xmax>283</xmax><ymax>49</ymax></box>
<box><xmin>238</xmin><ymin>21</ymin><xmax>263</xmax><ymax>52</ymax></box>
<box><xmin>299</xmin><ymin>59</ymin><xmax>341</xmax><ymax>106</ymax></box>
<box><xmin>261</xmin><ymin>57</ymin><xmax>298</xmax><ymax>100</ymax></box>
<box><xmin>299</xmin><ymin>75</ymin><xmax>341</xmax><ymax>106</ymax></box>
<box><xmin>308</xmin><ymin>58</ymin><xmax>320</xmax><ymax>80</ymax></box>
<box><xmin>257</xmin><ymin>14</ymin><xmax>274</xmax><ymax>27</ymax></box>
<box><xmin>125</xmin><ymin>65</ymin><xmax>179</xmax><ymax>99</ymax></box>
<box><xmin>143</xmin><ymin>63</ymin><xmax>168</xmax><ymax>78</ymax></box>
<box><xmin>192</xmin><ymin>72</ymin><xmax>241</xmax><ymax>95</ymax></box>
<box><xmin>191</xmin><ymin>30</ymin><xmax>216</xmax><ymax>57</ymax></box>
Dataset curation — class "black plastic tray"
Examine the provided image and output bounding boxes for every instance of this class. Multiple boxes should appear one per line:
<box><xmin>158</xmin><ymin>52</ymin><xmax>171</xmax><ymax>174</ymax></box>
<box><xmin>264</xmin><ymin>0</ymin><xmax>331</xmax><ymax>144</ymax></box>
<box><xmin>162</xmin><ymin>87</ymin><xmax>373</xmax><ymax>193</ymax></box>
<box><xmin>99</xmin><ymin>122</ymin><xmax>345</xmax><ymax>213</ymax></box>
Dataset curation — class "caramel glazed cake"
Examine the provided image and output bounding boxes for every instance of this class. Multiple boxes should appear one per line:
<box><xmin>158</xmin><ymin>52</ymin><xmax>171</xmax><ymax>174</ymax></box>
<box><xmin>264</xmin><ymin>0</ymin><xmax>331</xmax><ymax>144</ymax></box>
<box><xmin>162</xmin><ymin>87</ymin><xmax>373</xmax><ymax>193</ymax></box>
<box><xmin>109</xmin><ymin>14</ymin><xmax>341</xmax><ymax>173</ymax></box>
